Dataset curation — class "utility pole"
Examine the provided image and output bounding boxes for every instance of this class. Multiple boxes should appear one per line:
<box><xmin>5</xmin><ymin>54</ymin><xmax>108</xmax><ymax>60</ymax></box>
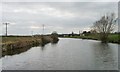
<box><xmin>42</xmin><ymin>24</ymin><xmax>45</xmax><ymax>35</ymax></box>
<box><xmin>79</xmin><ymin>30</ymin><xmax>80</xmax><ymax>34</ymax></box>
<box><xmin>31</xmin><ymin>31</ymin><xmax>33</xmax><ymax>37</ymax></box>
<box><xmin>3</xmin><ymin>22</ymin><xmax>9</xmax><ymax>37</ymax></box>
<box><xmin>79</xmin><ymin>30</ymin><xmax>81</xmax><ymax>36</ymax></box>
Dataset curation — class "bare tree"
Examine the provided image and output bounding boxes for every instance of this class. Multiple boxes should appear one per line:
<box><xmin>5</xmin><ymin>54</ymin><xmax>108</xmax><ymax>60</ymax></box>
<box><xmin>92</xmin><ymin>13</ymin><xmax>117</xmax><ymax>43</ymax></box>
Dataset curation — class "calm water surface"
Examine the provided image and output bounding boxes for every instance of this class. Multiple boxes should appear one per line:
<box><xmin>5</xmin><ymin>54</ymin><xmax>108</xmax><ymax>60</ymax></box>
<box><xmin>1</xmin><ymin>38</ymin><xmax>118</xmax><ymax>70</ymax></box>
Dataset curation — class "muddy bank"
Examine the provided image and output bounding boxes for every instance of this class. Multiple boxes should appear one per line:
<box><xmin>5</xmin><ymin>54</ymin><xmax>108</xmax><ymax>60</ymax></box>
<box><xmin>1</xmin><ymin>35</ymin><xmax>59</xmax><ymax>56</ymax></box>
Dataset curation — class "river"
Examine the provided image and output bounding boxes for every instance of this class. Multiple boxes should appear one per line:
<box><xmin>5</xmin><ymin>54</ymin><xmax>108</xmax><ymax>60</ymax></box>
<box><xmin>1</xmin><ymin>38</ymin><xmax>118</xmax><ymax>70</ymax></box>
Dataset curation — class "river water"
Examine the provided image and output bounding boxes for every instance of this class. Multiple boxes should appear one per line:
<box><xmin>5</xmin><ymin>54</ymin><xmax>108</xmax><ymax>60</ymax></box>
<box><xmin>1</xmin><ymin>38</ymin><xmax>118</xmax><ymax>70</ymax></box>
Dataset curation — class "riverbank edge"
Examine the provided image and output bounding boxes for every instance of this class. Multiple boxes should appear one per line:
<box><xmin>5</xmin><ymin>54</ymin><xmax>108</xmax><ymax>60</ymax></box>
<box><xmin>1</xmin><ymin>35</ymin><xmax>59</xmax><ymax>52</ymax></box>
<box><xmin>61</xmin><ymin>36</ymin><xmax>120</xmax><ymax>44</ymax></box>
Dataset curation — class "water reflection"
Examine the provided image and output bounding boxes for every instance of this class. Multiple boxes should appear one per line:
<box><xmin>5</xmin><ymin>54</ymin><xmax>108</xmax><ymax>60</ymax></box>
<box><xmin>2</xmin><ymin>46</ymin><xmax>30</xmax><ymax>57</ymax></box>
<box><xmin>1</xmin><ymin>38</ymin><xmax>118</xmax><ymax>70</ymax></box>
<box><xmin>2</xmin><ymin>40</ymin><xmax>59</xmax><ymax>57</ymax></box>
<box><xmin>92</xmin><ymin>42</ymin><xmax>118</xmax><ymax>69</ymax></box>
<box><xmin>51</xmin><ymin>40</ymin><xmax>59</xmax><ymax>44</ymax></box>
<box><xmin>2</xmin><ymin>44</ymin><xmax>41</xmax><ymax>57</ymax></box>
<box><xmin>41</xmin><ymin>40</ymin><xmax>59</xmax><ymax>51</ymax></box>
<box><xmin>51</xmin><ymin>40</ymin><xmax>59</xmax><ymax>47</ymax></box>
<box><xmin>41</xmin><ymin>44</ymin><xmax>45</xmax><ymax>51</ymax></box>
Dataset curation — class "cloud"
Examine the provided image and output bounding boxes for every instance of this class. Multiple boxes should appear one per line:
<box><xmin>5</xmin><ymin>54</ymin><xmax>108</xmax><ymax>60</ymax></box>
<box><xmin>1</xmin><ymin>2</ymin><xmax>118</xmax><ymax>35</ymax></box>
<box><xmin>2</xmin><ymin>0</ymin><xmax>119</xmax><ymax>2</ymax></box>
<box><xmin>30</xmin><ymin>26</ymin><xmax>41</xmax><ymax>29</ymax></box>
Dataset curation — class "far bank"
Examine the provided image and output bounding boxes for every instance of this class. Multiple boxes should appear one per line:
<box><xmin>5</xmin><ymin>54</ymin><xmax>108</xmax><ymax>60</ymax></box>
<box><xmin>60</xmin><ymin>34</ymin><xmax>120</xmax><ymax>44</ymax></box>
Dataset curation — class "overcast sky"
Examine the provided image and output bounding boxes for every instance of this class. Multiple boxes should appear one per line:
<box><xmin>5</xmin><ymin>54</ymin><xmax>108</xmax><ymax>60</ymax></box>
<box><xmin>1</xmin><ymin>1</ymin><xmax>118</xmax><ymax>35</ymax></box>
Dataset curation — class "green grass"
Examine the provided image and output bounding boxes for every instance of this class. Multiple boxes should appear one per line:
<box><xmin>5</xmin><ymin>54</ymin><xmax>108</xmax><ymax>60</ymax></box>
<box><xmin>64</xmin><ymin>34</ymin><xmax>120</xmax><ymax>44</ymax></box>
<box><xmin>108</xmin><ymin>34</ymin><xmax>119</xmax><ymax>43</ymax></box>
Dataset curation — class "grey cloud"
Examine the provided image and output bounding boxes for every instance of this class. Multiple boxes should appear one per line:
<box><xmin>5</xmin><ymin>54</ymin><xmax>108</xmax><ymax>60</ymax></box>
<box><xmin>1</xmin><ymin>2</ymin><xmax>118</xmax><ymax>35</ymax></box>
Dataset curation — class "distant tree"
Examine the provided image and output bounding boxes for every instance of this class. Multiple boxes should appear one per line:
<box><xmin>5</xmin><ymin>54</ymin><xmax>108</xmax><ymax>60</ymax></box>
<box><xmin>91</xmin><ymin>13</ymin><xmax>117</xmax><ymax>43</ymax></box>
<box><xmin>87</xmin><ymin>31</ymin><xmax>91</xmax><ymax>34</ymax></box>
<box><xmin>71</xmin><ymin>31</ymin><xmax>74</xmax><ymax>36</ymax></box>
<box><xmin>90</xmin><ymin>29</ymin><xmax>97</xmax><ymax>34</ymax></box>
<box><xmin>82</xmin><ymin>31</ymin><xmax>87</xmax><ymax>34</ymax></box>
<box><xmin>82</xmin><ymin>31</ymin><xmax>91</xmax><ymax>36</ymax></box>
<box><xmin>51</xmin><ymin>31</ymin><xmax>58</xmax><ymax>36</ymax></box>
<box><xmin>51</xmin><ymin>31</ymin><xmax>59</xmax><ymax>43</ymax></box>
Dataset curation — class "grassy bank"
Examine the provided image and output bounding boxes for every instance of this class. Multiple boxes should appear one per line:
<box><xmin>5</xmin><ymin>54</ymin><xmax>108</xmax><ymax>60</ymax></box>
<box><xmin>63</xmin><ymin>34</ymin><xmax>120</xmax><ymax>44</ymax></box>
<box><xmin>1</xmin><ymin>35</ymin><xmax>59</xmax><ymax>53</ymax></box>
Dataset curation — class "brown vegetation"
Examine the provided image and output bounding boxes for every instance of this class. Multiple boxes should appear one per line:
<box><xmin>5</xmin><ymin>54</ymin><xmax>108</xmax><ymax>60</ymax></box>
<box><xmin>1</xmin><ymin>35</ymin><xmax>59</xmax><ymax>53</ymax></box>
